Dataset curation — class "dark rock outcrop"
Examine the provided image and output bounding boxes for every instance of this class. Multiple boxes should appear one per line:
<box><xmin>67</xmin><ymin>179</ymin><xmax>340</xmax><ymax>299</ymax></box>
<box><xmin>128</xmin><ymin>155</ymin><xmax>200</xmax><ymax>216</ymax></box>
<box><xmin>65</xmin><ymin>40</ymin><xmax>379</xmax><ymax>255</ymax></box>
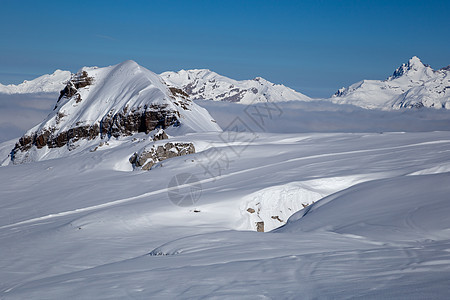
<box><xmin>14</xmin><ymin>124</ymin><xmax>100</xmax><ymax>153</ymax></box>
<box><xmin>11</xmin><ymin>105</ymin><xmax>180</xmax><ymax>162</ymax></box>
<box><xmin>130</xmin><ymin>142</ymin><xmax>195</xmax><ymax>170</ymax></box>
<box><xmin>100</xmin><ymin>104</ymin><xmax>180</xmax><ymax>138</ymax></box>
<box><xmin>256</xmin><ymin>221</ymin><xmax>265</xmax><ymax>232</ymax></box>
<box><xmin>153</xmin><ymin>129</ymin><xmax>169</xmax><ymax>141</ymax></box>
<box><xmin>55</xmin><ymin>71</ymin><xmax>94</xmax><ymax>109</ymax></box>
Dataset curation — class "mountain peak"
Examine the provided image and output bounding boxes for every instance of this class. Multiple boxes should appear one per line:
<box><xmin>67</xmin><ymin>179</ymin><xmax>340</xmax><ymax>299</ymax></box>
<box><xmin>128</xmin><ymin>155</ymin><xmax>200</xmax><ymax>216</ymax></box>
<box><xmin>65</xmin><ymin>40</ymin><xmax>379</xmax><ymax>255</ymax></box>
<box><xmin>10</xmin><ymin>61</ymin><xmax>221</xmax><ymax>164</ymax></box>
<box><xmin>117</xmin><ymin>59</ymin><xmax>140</xmax><ymax>70</ymax></box>
<box><xmin>408</xmin><ymin>56</ymin><xmax>423</xmax><ymax>67</ymax></box>
<box><xmin>390</xmin><ymin>56</ymin><xmax>431</xmax><ymax>80</ymax></box>
<box><xmin>331</xmin><ymin>56</ymin><xmax>449</xmax><ymax>110</ymax></box>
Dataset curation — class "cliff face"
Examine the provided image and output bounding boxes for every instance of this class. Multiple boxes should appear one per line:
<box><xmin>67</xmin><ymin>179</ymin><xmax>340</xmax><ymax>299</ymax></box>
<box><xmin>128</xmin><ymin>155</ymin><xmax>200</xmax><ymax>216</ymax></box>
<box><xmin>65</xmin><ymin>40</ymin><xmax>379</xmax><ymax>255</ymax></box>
<box><xmin>10</xmin><ymin>61</ymin><xmax>220</xmax><ymax>164</ymax></box>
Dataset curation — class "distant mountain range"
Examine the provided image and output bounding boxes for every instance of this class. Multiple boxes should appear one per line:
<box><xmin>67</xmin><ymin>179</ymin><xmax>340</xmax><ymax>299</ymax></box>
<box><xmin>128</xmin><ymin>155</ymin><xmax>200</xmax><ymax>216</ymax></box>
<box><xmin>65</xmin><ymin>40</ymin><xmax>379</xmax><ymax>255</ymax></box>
<box><xmin>0</xmin><ymin>70</ymin><xmax>71</xmax><ymax>94</ymax></box>
<box><xmin>332</xmin><ymin>56</ymin><xmax>450</xmax><ymax>109</ymax></box>
<box><xmin>1</xmin><ymin>56</ymin><xmax>449</xmax><ymax>110</ymax></box>
<box><xmin>161</xmin><ymin>69</ymin><xmax>310</xmax><ymax>104</ymax></box>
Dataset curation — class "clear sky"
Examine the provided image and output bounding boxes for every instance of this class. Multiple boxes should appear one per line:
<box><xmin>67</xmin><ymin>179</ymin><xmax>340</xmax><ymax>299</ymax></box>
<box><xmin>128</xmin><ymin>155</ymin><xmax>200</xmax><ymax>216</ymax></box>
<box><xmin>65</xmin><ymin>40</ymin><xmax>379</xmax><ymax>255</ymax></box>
<box><xmin>1</xmin><ymin>0</ymin><xmax>449</xmax><ymax>98</ymax></box>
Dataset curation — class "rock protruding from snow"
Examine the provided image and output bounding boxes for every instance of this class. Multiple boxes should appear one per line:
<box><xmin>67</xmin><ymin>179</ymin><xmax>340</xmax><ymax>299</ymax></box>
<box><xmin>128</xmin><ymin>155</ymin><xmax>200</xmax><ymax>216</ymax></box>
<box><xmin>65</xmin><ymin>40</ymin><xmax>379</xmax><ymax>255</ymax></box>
<box><xmin>152</xmin><ymin>129</ymin><xmax>169</xmax><ymax>141</ymax></box>
<box><xmin>11</xmin><ymin>61</ymin><xmax>220</xmax><ymax>164</ymax></box>
<box><xmin>160</xmin><ymin>69</ymin><xmax>311</xmax><ymax>104</ymax></box>
<box><xmin>0</xmin><ymin>70</ymin><xmax>71</xmax><ymax>94</ymax></box>
<box><xmin>130</xmin><ymin>142</ymin><xmax>195</xmax><ymax>170</ymax></box>
<box><xmin>332</xmin><ymin>56</ymin><xmax>450</xmax><ymax>109</ymax></box>
<box><xmin>239</xmin><ymin>182</ymin><xmax>324</xmax><ymax>232</ymax></box>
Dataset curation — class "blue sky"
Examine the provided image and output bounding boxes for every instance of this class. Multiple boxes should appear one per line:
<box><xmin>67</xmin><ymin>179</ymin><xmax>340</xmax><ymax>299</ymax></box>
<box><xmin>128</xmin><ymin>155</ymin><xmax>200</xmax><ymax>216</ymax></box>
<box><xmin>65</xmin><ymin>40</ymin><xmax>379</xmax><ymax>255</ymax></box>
<box><xmin>1</xmin><ymin>0</ymin><xmax>449</xmax><ymax>97</ymax></box>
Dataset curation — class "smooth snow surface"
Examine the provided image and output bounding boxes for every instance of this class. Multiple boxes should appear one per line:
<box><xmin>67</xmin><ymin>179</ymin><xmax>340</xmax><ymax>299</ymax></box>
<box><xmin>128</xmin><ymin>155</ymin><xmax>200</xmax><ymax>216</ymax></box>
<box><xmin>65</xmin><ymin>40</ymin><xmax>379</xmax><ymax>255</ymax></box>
<box><xmin>1</xmin><ymin>128</ymin><xmax>450</xmax><ymax>298</ymax></box>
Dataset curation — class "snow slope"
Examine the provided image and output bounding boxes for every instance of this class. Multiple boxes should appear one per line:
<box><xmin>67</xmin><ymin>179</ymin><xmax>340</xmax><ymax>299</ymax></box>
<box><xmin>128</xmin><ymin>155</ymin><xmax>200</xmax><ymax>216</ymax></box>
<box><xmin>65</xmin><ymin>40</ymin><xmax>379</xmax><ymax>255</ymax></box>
<box><xmin>332</xmin><ymin>56</ymin><xmax>450</xmax><ymax>109</ymax></box>
<box><xmin>280</xmin><ymin>173</ymin><xmax>450</xmax><ymax>243</ymax></box>
<box><xmin>1</xmin><ymin>129</ymin><xmax>450</xmax><ymax>298</ymax></box>
<box><xmin>161</xmin><ymin>69</ymin><xmax>311</xmax><ymax>104</ymax></box>
<box><xmin>0</xmin><ymin>70</ymin><xmax>70</xmax><ymax>94</ymax></box>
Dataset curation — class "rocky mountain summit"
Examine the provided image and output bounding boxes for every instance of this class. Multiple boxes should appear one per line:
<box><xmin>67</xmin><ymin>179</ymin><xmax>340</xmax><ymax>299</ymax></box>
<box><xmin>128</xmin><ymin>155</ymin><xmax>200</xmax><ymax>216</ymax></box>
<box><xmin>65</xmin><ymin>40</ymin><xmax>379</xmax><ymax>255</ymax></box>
<box><xmin>160</xmin><ymin>69</ymin><xmax>311</xmax><ymax>104</ymax></box>
<box><xmin>10</xmin><ymin>60</ymin><xmax>220</xmax><ymax>164</ymax></box>
<box><xmin>332</xmin><ymin>56</ymin><xmax>450</xmax><ymax>109</ymax></box>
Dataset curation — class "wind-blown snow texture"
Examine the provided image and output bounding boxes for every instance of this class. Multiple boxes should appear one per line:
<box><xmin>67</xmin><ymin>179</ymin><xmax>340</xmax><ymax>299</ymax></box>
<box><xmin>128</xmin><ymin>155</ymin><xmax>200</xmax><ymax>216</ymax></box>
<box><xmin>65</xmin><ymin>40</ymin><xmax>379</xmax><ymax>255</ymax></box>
<box><xmin>1</xmin><ymin>130</ymin><xmax>450</xmax><ymax>298</ymax></box>
<box><xmin>332</xmin><ymin>56</ymin><xmax>450</xmax><ymax>109</ymax></box>
<box><xmin>1</xmin><ymin>60</ymin><xmax>450</xmax><ymax>299</ymax></box>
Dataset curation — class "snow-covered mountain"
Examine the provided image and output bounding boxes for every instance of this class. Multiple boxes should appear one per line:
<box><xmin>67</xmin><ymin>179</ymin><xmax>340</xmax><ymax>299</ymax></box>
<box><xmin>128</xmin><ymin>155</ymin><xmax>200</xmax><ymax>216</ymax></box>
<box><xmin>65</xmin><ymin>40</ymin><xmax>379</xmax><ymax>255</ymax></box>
<box><xmin>10</xmin><ymin>60</ymin><xmax>220</xmax><ymax>164</ymax></box>
<box><xmin>0</xmin><ymin>70</ymin><xmax>71</xmax><ymax>94</ymax></box>
<box><xmin>2</xmin><ymin>60</ymin><xmax>450</xmax><ymax>297</ymax></box>
<box><xmin>332</xmin><ymin>56</ymin><xmax>450</xmax><ymax>109</ymax></box>
<box><xmin>161</xmin><ymin>69</ymin><xmax>311</xmax><ymax>104</ymax></box>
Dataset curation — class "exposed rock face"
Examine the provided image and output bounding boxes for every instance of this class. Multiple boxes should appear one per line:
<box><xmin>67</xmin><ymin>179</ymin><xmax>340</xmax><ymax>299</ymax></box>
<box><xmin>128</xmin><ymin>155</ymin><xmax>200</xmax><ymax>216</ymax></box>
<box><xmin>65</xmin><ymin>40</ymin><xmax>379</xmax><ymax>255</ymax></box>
<box><xmin>247</xmin><ymin>208</ymin><xmax>255</xmax><ymax>214</ymax></box>
<box><xmin>11</xmin><ymin>106</ymin><xmax>179</xmax><ymax>159</ymax></box>
<box><xmin>256</xmin><ymin>221</ymin><xmax>265</xmax><ymax>232</ymax></box>
<box><xmin>55</xmin><ymin>71</ymin><xmax>94</xmax><ymax>108</ymax></box>
<box><xmin>99</xmin><ymin>104</ymin><xmax>179</xmax><ymax>138</ymax></box>
<box><xmin>153</xmin><ymin>129</ymin><xmax>169</xmax><ymax>141</ymax></box>
<box><xmin>14</xmin><ymin>124</ymin><xmax>100</xmax><ymax>153</ymax></box>
<box><xmin>271</xmin><ymin>216</ymin><xmax>284</xmax><ymax>223</ymax></box>
<box><xmin>130</xmin><ymin>142</ymin><xmax>195</xmax><ymax>170</ymax></box>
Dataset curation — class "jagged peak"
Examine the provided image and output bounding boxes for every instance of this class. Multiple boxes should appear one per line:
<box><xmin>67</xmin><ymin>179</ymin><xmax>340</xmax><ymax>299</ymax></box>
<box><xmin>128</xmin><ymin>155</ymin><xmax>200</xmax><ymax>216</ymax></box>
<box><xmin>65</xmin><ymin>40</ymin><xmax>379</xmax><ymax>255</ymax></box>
<box><xmin>408</xmin><ymin>56</ymin><xmax>424</xmax><ymax>67</ymax></box>
<box><xmin>389</xmin><ymin>56</ymin><xmax>432</xmax><ymax>80</ymax></box>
